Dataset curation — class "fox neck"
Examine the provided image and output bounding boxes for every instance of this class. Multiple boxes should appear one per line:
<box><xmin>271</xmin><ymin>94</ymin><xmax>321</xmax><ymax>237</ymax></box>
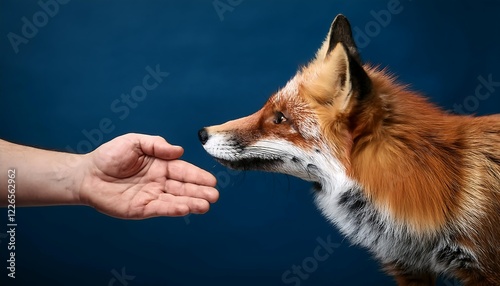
<box><xmin>343</xmin><ymin>68</ymin><xmax>471</xmax><ymax>235</ymax></box>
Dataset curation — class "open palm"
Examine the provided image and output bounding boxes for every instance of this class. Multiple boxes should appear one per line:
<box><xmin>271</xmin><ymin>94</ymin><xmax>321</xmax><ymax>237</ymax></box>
<box><xmin>79</xmin><ymin>133</ymin><xmax>218</xmax><ymax>219</ymax></box>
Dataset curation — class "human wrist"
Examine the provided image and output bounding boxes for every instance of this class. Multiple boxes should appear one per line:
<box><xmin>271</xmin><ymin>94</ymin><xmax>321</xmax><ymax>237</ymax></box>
<box><xmin>67</xmin><ymin>153</ymin><xmax>91</xmax><ymax>206</ymax></box>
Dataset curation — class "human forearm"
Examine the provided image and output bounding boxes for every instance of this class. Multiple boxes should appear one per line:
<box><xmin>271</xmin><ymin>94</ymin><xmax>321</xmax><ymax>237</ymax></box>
<box><xmin>0</xmin><ymin>133</ymin><xmax>219</xmax><ymax>218</ymax></box>
<box><xmin>0</xmin><ymin>139</ymin><xmax>84</xmax><ymax>206</ymax></box>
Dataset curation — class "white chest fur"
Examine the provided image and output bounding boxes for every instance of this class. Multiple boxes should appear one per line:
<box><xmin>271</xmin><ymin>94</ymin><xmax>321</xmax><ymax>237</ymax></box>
<box><xmin>313</xmin><ymin>182</ymin><xmax>479</xmax><ymax>274</ymax></box>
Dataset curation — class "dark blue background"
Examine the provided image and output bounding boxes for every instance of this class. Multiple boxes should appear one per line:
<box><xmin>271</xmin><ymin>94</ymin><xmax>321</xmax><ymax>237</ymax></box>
<box><xmin>1</xmin><ymin>1</ymin><xmax>499</xmax><ymax>285</ymax></box>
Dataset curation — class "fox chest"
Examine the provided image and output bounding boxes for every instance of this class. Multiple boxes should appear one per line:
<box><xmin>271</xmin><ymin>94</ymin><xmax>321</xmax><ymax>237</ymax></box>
<box><xmin>314</xmin><ymin>186</ymin><xmax>476</xmax><ymax>274</ymax></box>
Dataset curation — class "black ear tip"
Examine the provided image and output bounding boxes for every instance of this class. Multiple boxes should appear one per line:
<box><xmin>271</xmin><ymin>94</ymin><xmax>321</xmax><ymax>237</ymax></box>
<box><xmin>326</xmin><ymin>13</ymin><xmax>361</xmax><ymax>63</ymax></box>
<box><xmin>332</xmin><ymin>14</ymin><xmax>350</xmax><ymax>26</ymax></box>
<box><xmin>334</xmin><ymin>14</ymin><xmax>347</xmax><ymax>20</ymax></box>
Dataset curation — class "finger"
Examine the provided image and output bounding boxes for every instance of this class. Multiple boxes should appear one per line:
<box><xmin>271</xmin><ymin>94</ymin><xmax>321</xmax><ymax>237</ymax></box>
<box><xmin>143</xmin><ymin>194</ymin><xmax>211</xmax><ymax>217</ymax></box>
<box><xmin>128</xmin><ymin>133</ymin><xmax>184</xmax><ymax>160</ymax></box>
<box><xmin>143</xmin><ymin>199</ymin><xmax>190</xmax><ymax>218</ymax></box>
<box><xmin>166</xmin><ymin>160</ymin><xmax>217</xmax><ymax>187</ymax></box>
<box><xmin>161</xmin><ymin>194</ymin><xmax>210</xmax><ymax>214</ymax></box>
<box><xmin>164</xmin><ymin>179</ymin><xmax>219</xmax><ymax>203</ymax></box>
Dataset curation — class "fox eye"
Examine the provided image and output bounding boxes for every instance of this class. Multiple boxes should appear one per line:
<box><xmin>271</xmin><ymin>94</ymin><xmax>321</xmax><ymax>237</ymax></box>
<box><xmin>274</xmin><ymin>112</ymin><xmax>287</xmax><ymax>124</ymax></box>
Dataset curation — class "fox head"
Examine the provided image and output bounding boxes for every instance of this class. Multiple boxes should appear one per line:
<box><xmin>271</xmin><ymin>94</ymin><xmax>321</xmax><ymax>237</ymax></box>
<box><xmin>199</xmin><ymin>15</ymin><xmax>373</xmax><ymax>189</ymax></box>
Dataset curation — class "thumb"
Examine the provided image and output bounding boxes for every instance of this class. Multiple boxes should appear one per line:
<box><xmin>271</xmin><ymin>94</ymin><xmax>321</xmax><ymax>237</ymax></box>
<box><xmin>134</xmin><ymin>134</ymin><xmax>184</xmax><ymax>160</ymax></box>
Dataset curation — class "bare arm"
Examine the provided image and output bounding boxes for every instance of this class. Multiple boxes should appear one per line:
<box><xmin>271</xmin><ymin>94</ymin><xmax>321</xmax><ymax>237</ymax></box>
<box><xmin>0</xmin><ymin>134</ymin><xmax>219</xmax><ymax>219</ymax></box>
<box><xmin>0</xmin><ymin>139</ymin><xmax>82</xmax><ymax>206</ymax></box>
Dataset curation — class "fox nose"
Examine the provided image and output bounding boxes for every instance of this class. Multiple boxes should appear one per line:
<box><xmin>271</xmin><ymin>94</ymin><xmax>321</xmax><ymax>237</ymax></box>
<box><xmin>198</xmin><ymin>128</ymin><xmax>210</xmax><ymax>145</ymax></box>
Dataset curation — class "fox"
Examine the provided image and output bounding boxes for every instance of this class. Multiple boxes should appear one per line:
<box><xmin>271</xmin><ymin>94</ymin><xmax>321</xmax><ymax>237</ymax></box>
<box><xmin>198</xmin><ymin>15</ymin><xmax>500</xmax><ymax>285</ymax></box>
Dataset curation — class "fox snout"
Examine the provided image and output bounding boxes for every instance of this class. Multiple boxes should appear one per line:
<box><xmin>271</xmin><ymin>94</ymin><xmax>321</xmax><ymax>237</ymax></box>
<box><xmin>198</xmin><ymin>128</ymin><xmax>209</xmax><ymax>145</ymax></box>
<box><xmin>197</xmin><ymin>120</ymin><xmax>332</xmax><ymax>183</ymax></box>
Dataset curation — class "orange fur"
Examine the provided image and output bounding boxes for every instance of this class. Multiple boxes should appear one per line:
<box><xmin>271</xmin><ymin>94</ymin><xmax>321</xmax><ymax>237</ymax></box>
<box><xmin>302</xmin><ymin>62</ymin><xmax>500</xmax><ymax>283</ymax></box>
<box><xmin>201</xmin><ymin>15</ymin><xmax>500</xmax><ymax>284</ymax></box>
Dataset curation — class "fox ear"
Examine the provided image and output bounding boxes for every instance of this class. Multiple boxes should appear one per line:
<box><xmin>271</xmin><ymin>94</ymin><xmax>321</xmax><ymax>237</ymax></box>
<box><xmin>315</xmin><ymin>14</ymin><xmax>361</xmax><ymax>64</ymax></box>
<box><xmin>306</xmin><ymin>15</ymin><xmax>371</xmax><ymax>113</ymax></box>
<box><xmin>307</xmin><ymin>43</ymin><xmax>352</xmax><ymax>110</ymax></box>
<box><xmin>305</xmin><ymin>42</ymin><xmax>372</xmax><ymax>113</ymax></box>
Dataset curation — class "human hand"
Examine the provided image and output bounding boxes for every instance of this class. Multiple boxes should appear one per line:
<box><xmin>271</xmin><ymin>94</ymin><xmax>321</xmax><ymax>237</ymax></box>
<box><xmin>78</xmin><ymin>133</ymin><xmax>218</xmax><ymax>219</ymax></box>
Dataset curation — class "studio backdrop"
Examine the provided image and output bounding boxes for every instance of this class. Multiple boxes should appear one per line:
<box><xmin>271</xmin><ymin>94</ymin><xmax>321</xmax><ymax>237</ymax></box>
<box><xmin>1</xmin><ymin>1</ymin><xmax>499</xmax><ymax>285</ymax></box>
